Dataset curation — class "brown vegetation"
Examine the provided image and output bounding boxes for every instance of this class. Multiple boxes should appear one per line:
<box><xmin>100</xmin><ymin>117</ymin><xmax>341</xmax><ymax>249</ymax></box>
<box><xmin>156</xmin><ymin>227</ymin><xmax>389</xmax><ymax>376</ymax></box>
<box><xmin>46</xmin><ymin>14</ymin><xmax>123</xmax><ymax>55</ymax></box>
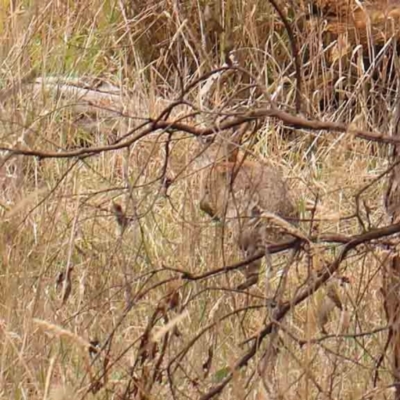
<box><xmin>312</xmin><ymin>0</ymin><xmax>400</xmax><ymax>44</ymax></box>
<box><xmin>2</xmin><ymin>0</ymin><xmax>400</xmax><ymax>399</ymax></box>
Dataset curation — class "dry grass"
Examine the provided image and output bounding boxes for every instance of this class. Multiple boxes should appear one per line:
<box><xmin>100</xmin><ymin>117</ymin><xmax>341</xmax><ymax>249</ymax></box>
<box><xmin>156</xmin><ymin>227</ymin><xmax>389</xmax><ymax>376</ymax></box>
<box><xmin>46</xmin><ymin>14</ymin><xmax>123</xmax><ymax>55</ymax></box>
<box><xmin>0</xmin><ymin>1</ymin><xmax>398</xmax><ymax>399</ymax></box>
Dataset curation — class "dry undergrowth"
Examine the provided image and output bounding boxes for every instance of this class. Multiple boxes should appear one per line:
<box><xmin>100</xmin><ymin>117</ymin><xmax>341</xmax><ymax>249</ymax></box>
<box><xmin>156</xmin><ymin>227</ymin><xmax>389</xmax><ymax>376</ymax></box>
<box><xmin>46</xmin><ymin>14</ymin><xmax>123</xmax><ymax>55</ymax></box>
<box><xmin>0</xmin><ymin>1</ymin><xmax>399</xmax><ymax>399</ymax></box>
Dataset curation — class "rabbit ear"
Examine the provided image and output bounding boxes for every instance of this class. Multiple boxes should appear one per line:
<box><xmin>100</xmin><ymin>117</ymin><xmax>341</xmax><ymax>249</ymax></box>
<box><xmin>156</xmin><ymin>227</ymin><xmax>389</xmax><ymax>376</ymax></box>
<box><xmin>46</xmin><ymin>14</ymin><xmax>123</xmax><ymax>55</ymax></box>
<box><xmin>224</xmin><ymin>122</ymin><xmax>250</xmax><ymax>163</ymax></box>
<box><xmin>194</xmin><ymin>124</ymin><xmax>248</xmax><ymax>167</ymax></box>
<box><xmin>193</xmin><ymin>134</ymin><xmax>221</xmax><ymax>170</ymax></box>
<box><xmin>232</xmin><ymin>122</ymin><xmax>249</xmax><ymax>144</ymax></box>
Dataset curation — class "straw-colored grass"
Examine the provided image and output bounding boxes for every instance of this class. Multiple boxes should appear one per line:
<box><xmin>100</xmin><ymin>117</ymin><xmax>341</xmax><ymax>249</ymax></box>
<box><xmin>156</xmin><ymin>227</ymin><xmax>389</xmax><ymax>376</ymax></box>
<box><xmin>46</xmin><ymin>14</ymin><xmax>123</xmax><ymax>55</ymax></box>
<box><xmin>0</xmin><ymin>1</ymin><xmax>398</xmax><ymax>399</ymax></box>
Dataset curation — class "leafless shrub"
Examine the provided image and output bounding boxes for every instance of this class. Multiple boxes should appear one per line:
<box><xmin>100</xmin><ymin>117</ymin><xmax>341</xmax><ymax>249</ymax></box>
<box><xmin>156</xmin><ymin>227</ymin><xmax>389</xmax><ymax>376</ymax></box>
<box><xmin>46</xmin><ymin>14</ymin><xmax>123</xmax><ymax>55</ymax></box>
<box><xmin>2</xmin><ymin>1</ymin><xmax>400</xmax><ymax>399</ymax></box>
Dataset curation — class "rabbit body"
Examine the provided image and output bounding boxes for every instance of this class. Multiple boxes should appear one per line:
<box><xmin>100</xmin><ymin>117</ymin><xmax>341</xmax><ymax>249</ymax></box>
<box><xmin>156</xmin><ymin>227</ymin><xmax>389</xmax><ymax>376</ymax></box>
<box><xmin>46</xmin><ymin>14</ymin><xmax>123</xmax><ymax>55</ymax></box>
<box><xmin>197</xmin><ymin>140</ymin><xmax>298</xmax><ymax>289</ymax></box>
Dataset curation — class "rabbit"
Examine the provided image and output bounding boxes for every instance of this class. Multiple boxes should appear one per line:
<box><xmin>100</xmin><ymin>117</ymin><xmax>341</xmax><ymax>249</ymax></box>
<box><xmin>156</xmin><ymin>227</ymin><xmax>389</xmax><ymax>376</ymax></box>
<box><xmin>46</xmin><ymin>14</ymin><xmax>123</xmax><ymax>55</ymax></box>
<box><xmin>195</xmin><ymin>129</ymin><xmax>299</xmax><ymax>290</ymax></box>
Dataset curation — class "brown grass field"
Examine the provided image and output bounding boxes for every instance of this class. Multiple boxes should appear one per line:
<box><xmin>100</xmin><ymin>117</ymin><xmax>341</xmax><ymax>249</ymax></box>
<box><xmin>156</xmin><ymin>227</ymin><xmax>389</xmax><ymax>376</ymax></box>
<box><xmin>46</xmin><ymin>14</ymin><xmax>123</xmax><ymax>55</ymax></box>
<box><xmin>1</xmin><ymin>1</ymin><xmax>400</xmax><ymax>399</ymax></box>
